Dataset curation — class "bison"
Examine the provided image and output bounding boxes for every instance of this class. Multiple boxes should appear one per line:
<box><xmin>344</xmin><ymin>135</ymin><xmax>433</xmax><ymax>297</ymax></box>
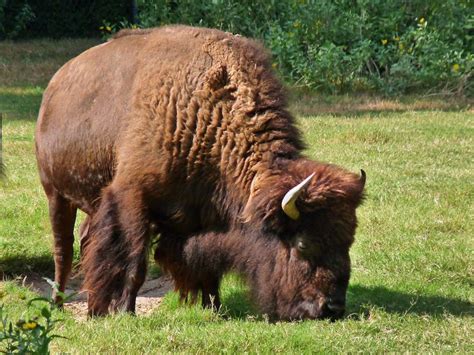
<box><xmin>35</xmin><ymin>26</ymin><xmax>366</xmax><ymax>320</ymax></box>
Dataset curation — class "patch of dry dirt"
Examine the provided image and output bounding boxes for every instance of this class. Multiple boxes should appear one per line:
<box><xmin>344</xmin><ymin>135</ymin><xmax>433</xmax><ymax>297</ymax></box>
<box><xmin>20</xmin><ymin>273</ymin><xmax>173</xmax><ymax>320</ymax></box>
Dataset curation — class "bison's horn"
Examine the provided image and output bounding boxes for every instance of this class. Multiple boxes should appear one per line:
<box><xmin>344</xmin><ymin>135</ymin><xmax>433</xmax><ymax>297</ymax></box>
<box><xmin>281</xmin><ymin>173</ymin><xmax>315</xmax><ymax>220</ymax></box>
<box><xmin>359</xmin><ymin>169</ymin><xmax>366</xmax><ymax>189</ymax></box>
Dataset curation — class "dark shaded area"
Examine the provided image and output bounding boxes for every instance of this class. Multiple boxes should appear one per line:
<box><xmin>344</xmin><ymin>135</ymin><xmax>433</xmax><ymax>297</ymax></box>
<box><xmin>0</xmin><ymin>250</ymin><xmax>162</xmax><ymax>285</ymax></box>
<box><xmin>1</xmin><ymin>0</ymin><xmax>133</xmax><ymax>39</ymax></box>
<box><xmin>0</xmin><ymin>254</ymin><xmax>55</xmax><ymax>279</ymax></box>
<box><xmin>219</xmin><ymin>284</ymin><xmax>472</xmax><ymax>320</ymax></box>
<box><xmin>221</xmin><ymin>289</ymin><xmax>257</xmax><ymax>319</ymax></box>
<box><xmin>347</xmin><ymin>284</ymin><xmax>473</xmax><ymax>318</ymax></box>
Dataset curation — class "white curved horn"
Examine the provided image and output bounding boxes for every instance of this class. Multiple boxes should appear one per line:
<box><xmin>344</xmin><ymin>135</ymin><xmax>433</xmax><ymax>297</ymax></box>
<box><xmin>281</xmin><ymin>173</ymin><xmax>315</xmax><ymax>220</ymax></box>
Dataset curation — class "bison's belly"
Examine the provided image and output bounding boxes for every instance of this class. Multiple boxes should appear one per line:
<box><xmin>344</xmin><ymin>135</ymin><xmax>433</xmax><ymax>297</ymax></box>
<box><xmin>36</xmin><ymin>134</ymin><xmax>116</xmax><ymax>214</ymax></box>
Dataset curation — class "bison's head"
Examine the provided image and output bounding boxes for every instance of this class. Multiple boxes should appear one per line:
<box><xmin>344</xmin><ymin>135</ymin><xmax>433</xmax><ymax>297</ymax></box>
<box><xmin>244</xmin><ymin>160</ymin><xmax>366</xmax><ymax>320</ymax></box>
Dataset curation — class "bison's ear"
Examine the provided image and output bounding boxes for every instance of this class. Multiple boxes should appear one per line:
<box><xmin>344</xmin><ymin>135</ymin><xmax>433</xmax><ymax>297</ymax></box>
<box><xmin>298</xmin><ymin>169</ymin><xmax>366</xmax><ymax>212</ymax></box>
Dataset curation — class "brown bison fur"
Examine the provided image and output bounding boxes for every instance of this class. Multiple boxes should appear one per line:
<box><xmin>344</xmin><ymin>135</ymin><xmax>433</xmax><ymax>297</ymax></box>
<box><xmin>35</xmin><ymin>25</ymin><xmax>365</xmax><ymax>319</ymax></box>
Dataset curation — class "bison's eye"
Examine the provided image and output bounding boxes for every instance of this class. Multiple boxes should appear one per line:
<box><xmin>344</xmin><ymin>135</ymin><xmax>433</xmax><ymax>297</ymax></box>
<box><xmin>297</xmin><ymin>240</ymin><xmax>307</xmax><ymax>252</ymax></box>
<box><xmin>295</xmin><ymin>236</ymin><xmax>320</xmax><ymax>260</ymax></box>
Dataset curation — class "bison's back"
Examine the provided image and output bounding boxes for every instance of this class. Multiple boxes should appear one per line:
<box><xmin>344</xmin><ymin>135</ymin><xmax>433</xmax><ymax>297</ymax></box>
<box><xmin>36</xmin><ymin>26</ymin><xmax>297</xmax><ymax>215</ymax></box>
<box><xmin>35</xmin><ymin>27</ymin><xmax>212</xmax><ymax>212</ymax></box>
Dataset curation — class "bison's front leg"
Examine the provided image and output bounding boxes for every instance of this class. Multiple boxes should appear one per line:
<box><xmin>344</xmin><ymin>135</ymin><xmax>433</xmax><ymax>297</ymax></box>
<box><xmin>201</xmin><ymin>278</ymin><xmax>221</xmax><ymax>310</ymax></box>
<box><xmin>82</xmin><ymin>185</ymin><xmax>150</xmax><ymax>316</ymax></box>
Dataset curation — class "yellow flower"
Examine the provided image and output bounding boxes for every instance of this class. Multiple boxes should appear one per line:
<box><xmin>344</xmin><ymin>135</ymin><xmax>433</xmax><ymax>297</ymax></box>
<box><xmin>419</xmin><ymin>17</ymin><xmax>425</xmax><ymax>24</ymax></box>
<box><xmin>99</xmin><ymin>26</ymin><xmax>104</xmax><ymax>30</ymax></box>
<box><xmin>399</xmin><ymin>43</ymin><xmax>405</xmax><ymax>51</ymax></box>
<box><xmin>22</xmin><ymin>321</ymin><xmax>38</xmax><ymax>330</ymax></box>
<box><xmin>272</xmin><ymin>63</ymin><xmax>278</xmax><ymax>69</ymax></box>
<box><xmin>452</xmin><ymin>63</ymin><xmax>460</xmax><ymax>72</ymax></box>
<box><xmin>393</xmin><ymin>36</ymin><xmax>400</xmax><ymax>41</ymax></box>
<box><xmin>381</xmin><ymin>39</ymin><xmax>388</xmax><ymax>45</ymax></box>
<box><xmin>106</xmin><ymin>26</ymin><xmax>112</xmax><ymax>32</ymax></box>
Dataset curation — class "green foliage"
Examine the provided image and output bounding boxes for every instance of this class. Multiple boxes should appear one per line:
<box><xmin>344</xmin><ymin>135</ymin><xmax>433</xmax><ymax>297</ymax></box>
<box><xmin>0</xmin><ymin>280</ymin><xmax>66</xmax><ymax>354</ymax></box>
<box><xmin>99</xmin><ymin>19</ymin><xmax>141</xmax><ymax>41</ymax></box>
<box><xmin>138</xmin><ymin>0</ymin><xmax>473</xmax><ymax>95</ymax></box>
<box><xmin>1</xmin><ymin>1</ymin><xmax>471</xmax><ymax>94</ymax></box>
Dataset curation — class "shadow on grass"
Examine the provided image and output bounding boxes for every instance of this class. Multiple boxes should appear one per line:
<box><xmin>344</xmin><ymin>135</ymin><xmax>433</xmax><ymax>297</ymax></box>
<box><xmin>0</xmin><ymin>254</ymin><xmax>54</xmax><ymax>280</ymax></box>
<box><xmin>219</xmin><ymin>284</ymin><xmax>472</xmax><ymax>320</ymax></box>
<box><xmin>220</xmin><ymin>289</ymin><xmax>257</xmax><ymax>319</ymax></box>
<box><xmin>0</xmin><ymin>88</ymin><xmax>43</xmax><ymax>121</ymax></box>
<box><xmin>347</xmin><ymin>284</ymin><xmax>473</xmax><ymax>318</ymax></box>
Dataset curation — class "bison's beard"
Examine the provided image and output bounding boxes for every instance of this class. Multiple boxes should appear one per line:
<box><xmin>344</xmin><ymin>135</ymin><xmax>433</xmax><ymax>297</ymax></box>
<box><xmin>154</xmin><ymin>228</ymin><xmax>348</xmax><ymax>321</ymax></box>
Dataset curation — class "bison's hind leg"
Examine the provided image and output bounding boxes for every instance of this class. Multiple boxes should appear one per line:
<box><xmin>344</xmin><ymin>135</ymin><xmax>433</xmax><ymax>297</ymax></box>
<box><xmin>45</xmin><ymin>188</ymin><xmax>77</xmax><ymax>307</ymax></box>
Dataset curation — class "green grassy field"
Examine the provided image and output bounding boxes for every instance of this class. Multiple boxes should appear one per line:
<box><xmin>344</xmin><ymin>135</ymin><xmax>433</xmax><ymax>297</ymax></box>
<box><xmin>0</xmin><ymin>39</ymin><xmax>473</xmax><ymax>353</ymax></box>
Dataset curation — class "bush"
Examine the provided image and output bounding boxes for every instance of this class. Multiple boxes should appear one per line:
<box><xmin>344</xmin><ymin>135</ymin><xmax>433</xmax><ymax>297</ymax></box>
<box><xmin>2</xmin><ymin>1</ymin><xmax>471</xmax><ymax>95</ymax></box>
<box><xmin>138</xmin><ymin>0</ymin><xmax>473</xmax><ymax>95</ymax></box>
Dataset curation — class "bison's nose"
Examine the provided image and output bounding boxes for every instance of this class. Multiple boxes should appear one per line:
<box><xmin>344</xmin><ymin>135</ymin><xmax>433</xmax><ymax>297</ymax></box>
<box><xmin>321</xmin><ymin>299</ymin><xmax>346</xmax><ymax>320</ymax></box>
<box><xmin>327</xmin><ymin>302</ymin><xmax>345</xmax><ymax>313</ymax></box>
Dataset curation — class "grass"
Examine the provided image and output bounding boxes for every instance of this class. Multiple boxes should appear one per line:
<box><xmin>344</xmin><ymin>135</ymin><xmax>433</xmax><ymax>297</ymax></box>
<box><xmin>0</xmin><ymin>39</ymin><xmax>473</xmax><ymax>353</ymax></box>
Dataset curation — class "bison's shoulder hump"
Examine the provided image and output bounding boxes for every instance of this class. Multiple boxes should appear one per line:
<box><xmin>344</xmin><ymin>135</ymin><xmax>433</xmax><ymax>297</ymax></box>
<box><xmin>111</xmin><ymin>26</ymin><xmax>270</xmax><ymax>63</ymax></box>
<box><xmin>112</xmin><ymin>28</ymin><xmax>156</xmax><ymax>40</ymax></box>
